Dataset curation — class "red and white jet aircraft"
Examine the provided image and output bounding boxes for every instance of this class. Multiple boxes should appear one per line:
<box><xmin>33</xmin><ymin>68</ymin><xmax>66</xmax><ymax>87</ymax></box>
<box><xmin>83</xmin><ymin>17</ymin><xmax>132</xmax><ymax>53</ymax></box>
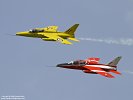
<box><xmin>56</xmin><ymin>56</ymin><xmax>122</xmax><ymax>78</ymax></box>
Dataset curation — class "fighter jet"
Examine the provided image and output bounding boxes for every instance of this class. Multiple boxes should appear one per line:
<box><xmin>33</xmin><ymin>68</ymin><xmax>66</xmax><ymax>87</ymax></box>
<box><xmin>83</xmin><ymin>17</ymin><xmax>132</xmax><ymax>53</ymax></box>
<box><xmin>57</xmin><ymin>56</ymin><xmax>122</xmax><ymax>78</ymax></box>
<box><xmin>16</xmin><ymin>24</ymin><xmax>79</xmax><ymax>45</ymax></box>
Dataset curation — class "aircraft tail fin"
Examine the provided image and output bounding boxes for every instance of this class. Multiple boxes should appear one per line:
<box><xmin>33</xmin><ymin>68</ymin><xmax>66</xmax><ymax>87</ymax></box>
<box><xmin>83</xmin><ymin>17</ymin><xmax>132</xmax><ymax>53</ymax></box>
<box><xmin>107</xmin><ymin>56</ymin><xmax>122</xmax><ymax>67</ymax></box>
<box><xmin>65</xmin><ymin>24</ymin><xmax>79</xmax><ymax>36</ymax></box>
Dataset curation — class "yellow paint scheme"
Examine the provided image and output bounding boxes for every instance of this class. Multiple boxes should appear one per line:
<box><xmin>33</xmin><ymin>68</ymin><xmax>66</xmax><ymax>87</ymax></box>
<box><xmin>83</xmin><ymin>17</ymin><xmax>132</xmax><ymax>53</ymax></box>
<box><xmin>16</xmin><ymin>24</ymin><xmax>79</xmax><ymax>45</ymax></box>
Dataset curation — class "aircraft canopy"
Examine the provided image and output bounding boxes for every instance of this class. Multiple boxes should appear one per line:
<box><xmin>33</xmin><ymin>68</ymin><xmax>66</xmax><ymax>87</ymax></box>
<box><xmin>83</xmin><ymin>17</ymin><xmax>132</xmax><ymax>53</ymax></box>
<box><xmin>68</xmin><ymin>60</ymin><xmax>86</xmax><ymax>65</ymax></box>
<box><xmin>29</xmin><ymin>29</ymin><xmax>44</xmax><ymax>33</ymax></box>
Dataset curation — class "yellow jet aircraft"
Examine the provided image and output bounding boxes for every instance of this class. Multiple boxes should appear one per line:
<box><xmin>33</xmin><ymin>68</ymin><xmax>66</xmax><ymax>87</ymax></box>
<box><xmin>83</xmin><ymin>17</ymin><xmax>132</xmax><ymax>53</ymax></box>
<box><xmin>16</xmin><ymin>24</ymin><xmax>79</xmax><ymax>45</ymax></box>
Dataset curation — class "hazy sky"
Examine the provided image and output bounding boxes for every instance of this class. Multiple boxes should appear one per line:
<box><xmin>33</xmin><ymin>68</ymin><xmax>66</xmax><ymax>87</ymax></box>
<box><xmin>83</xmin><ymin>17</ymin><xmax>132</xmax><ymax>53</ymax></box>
<box><xmin>0</xmin><ymin>0</ymin><xmax>133</xmax><ymax>100</ymax></box>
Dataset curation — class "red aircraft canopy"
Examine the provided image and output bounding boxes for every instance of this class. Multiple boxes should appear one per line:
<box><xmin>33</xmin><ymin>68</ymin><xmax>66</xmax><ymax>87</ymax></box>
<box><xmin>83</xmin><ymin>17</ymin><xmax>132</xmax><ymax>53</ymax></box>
<box><xmin>86</xmin><ymin>57</ymin><xmax>100</xmax><ymax>64</ymax></box>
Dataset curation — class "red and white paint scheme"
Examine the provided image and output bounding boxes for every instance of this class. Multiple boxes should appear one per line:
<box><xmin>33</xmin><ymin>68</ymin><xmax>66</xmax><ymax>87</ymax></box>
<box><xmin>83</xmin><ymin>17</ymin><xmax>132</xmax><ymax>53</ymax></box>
<box><xmin>56</xmin><ymin>56</ymin><xmax>122</xmax><ymax>78</ymax></box>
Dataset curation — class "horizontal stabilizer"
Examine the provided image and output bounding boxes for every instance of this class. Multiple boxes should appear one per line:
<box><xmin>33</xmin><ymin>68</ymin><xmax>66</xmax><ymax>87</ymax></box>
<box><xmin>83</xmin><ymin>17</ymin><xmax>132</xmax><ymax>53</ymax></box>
<box><xmin>68</xmin><ymin>38</ymin><xmax>79</xmax><ymax>42</ymax></box>
<box><xmin>110</xmin><ymin>70</ymin><xmax>121</xmax><ymax>75</ymax></box>
<box><xmin>97</xmin><ymin>72</ymin><xmax>115</xmax><ymax>78</ymax></box>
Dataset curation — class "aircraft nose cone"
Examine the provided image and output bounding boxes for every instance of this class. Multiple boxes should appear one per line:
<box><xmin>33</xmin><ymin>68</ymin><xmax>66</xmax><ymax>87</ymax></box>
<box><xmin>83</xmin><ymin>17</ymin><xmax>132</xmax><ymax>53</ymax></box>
<box><xmin>16</xmin><ymin>32</ymin><xmax>28</xmax><ymax>36</ymax></box>
<box><xmin>16</xmin><ymin>32</ymin><xmax>20</xmax><ymax>36</ymax></box>
<box><xmin>56</xmin><ymin>63</ymin><xmax>68</xmax><ymax>67</ymax></box>
<box><xmin>56</xmin><ymin>64</ymin><xmax>62</xmax><ymax>67</ymax></box>
<box><xmin>16</xmin><ymin>32</ymin><xmax>24</xmax><ymax>36</ymax></box>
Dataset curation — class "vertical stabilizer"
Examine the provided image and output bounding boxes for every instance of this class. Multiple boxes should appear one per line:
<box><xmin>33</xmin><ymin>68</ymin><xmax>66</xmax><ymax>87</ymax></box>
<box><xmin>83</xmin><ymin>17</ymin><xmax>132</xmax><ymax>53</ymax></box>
<box><xmin>107</xmin><ymin>56</ymin><xmax>122</xmax><ymax>67</ymax></box>
<box><xmin>65</xmin><ymin>24</ymin><xmax>79</xmax><ymax>36</ymax></box>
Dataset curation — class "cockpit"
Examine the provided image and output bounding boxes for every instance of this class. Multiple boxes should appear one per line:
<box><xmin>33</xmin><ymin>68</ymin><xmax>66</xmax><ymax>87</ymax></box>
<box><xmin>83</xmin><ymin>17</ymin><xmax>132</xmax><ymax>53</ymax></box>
<box><xmin>29</xmin><ymin>29</ymin><xmax>44</xmax><ymax>33</ymax></box>
<box><xmin>68</xmin><ymin>60</ymin><xmax>86</xmax><ymax>65</ymax></box>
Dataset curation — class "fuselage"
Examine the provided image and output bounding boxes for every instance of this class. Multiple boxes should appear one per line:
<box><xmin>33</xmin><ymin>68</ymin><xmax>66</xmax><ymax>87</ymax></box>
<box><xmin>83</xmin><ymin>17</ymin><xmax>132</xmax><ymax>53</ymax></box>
<box><xmin>16</xmin><ymin>31</ymin><xmax>70</xmax><ymax>39</ymax></box>
<box><xmin>57</xmin><ymin>57</ymin><xmax>121</xmax><ymax>78</ymax></box>
<box><xmin>16</xmin><ymin>24</ymin><xmax>79</xmax><ymax>45</ymax></box>
<box><xmin>56</xmin><ymin>63</ymin><xmax>117</xmax><ymax>73</ymax></box>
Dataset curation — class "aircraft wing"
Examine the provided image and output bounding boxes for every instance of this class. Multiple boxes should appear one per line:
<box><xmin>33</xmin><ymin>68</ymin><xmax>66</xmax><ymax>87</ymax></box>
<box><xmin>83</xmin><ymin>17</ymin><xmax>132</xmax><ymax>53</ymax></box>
<box><xmin>44</xmin><ymin>26</ymin><xmax>58</xmax><ymax>32</ymax></box>
<box><xmin>86</xmin><ymin>58</ymin><xmax>100</xmax><ymax>64</ymax></box>
<box><xmin>42</xmin><ymin>34</ymin><xmax>72</xmax><ymax>45</ymax></box>
<box><xmin>84</xmin><ymin>66</ymin><xmax>115</xmax><ymax>78</ymax></box>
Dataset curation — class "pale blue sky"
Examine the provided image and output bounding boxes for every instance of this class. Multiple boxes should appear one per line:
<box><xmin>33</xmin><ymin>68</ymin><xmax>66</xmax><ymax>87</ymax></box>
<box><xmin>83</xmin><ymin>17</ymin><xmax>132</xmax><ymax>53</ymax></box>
<box><xmin>0</xmin><ymin>0</ymin><xmax>133</xmax><ymax>100</ymax></box>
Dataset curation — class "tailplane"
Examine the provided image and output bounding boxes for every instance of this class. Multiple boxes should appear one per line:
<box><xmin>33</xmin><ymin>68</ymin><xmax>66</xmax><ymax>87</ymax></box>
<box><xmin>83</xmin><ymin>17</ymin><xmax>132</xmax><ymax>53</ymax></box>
<box><xmin>107</xmin><ymin>56</ymin><xmax>122</xmax><ymax>67</ymax></box>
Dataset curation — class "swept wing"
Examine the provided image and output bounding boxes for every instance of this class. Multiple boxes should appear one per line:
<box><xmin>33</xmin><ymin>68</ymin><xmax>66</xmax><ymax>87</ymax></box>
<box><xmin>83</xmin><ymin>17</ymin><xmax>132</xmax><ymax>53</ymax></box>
<box><xmin>44</xmin><ymin>26</ymin><xmax>58</xmax><ymax>32</ymax></box>
<box><xmin>84</xmin><ymin>66</ymin><xmax>115</xmax><ymax>78</ymax></box>
<box><xmin>42</xmin><ymin>34</ymin><xmax>72</xmax><ymax>45</ymax></box>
